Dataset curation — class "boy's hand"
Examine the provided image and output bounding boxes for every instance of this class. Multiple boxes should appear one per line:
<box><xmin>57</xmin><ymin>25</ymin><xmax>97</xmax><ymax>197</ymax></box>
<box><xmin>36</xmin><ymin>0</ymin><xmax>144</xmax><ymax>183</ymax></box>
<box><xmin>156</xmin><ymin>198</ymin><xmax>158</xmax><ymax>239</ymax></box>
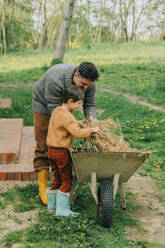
<box><xmin>78</xmin><ymin>120</ymin><xmax>87</xmax><ymax>128</ymax></box>
<box><xmin>92</xmin><ymin>126</ymin><xmax>101</xmax><ymax>133</ymax></box>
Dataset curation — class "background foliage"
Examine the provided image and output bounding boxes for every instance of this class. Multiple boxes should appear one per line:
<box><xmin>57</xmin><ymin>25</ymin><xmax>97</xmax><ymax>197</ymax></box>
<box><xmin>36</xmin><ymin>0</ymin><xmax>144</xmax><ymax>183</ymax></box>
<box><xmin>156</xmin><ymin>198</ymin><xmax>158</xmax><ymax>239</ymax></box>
<box><xmin>0</xmin><ymin>0</ymin><xmax>165</xmax><ymax>54</ymax></box>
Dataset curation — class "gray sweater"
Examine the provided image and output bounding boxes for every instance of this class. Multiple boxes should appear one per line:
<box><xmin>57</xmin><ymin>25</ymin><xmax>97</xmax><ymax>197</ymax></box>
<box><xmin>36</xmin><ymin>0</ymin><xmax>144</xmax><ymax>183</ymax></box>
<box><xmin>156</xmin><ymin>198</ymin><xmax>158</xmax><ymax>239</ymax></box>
<box><xmin>32</xmin><ymin>64</ymin><xmax>96</xmax><ymax>117</ymax></box>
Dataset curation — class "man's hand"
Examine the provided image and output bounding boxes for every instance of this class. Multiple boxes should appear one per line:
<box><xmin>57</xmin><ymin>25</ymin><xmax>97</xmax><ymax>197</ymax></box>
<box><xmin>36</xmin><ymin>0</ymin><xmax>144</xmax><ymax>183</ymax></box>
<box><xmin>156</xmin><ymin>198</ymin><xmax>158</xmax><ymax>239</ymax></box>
<box><xmin>86</xmin><ymin>115</ymin><xmax>95</xmax><ymax>123</ymax></box>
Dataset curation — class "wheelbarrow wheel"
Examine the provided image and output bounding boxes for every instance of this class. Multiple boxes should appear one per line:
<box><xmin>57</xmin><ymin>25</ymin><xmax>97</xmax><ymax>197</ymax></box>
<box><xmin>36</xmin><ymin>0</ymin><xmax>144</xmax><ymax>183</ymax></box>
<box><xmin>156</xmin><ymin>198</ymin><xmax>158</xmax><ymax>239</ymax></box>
<box><xmin>97</xmin><ymin>180</ymin><xmax>113</xmax><ymax>228</ymax></box>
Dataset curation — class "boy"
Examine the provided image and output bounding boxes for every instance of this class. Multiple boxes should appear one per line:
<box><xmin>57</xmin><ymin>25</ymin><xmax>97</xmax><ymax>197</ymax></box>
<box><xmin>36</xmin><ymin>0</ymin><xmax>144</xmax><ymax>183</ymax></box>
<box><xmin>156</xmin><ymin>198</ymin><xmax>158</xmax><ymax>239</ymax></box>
<box><xmin>46</xmin><ymin>85</ymin><xmax>100</xmax><ymax>216</ymax></box>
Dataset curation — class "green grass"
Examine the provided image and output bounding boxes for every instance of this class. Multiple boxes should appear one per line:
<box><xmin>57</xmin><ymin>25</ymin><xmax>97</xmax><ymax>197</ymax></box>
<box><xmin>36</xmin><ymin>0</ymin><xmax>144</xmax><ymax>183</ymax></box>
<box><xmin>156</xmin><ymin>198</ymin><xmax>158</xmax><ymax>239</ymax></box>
<box><xmin>1</xmin><ymin>184</ymin><xmax>163</xmax><ymax>248</ymax></box>
<box><xmin>0</xmin><ymin>184</ymin><xmax>41</xmax><ymax>211</ymax></box>
<box><xmin>0</xmin><ymin>86</ymin><xmax>33</xmax><ymax>125</ymax></box>
<box><xmin>0</xmin><ymin>40</ymin><xmax>165</xmax><ymax>109</ymax></box>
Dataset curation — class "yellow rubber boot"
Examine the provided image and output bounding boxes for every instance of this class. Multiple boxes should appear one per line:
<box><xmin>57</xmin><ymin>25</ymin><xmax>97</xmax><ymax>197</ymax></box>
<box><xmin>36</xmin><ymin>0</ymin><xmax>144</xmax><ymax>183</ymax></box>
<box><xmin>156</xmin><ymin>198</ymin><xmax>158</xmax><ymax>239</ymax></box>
<box><xmin>37</xmin><ymin>170</ymin><xmax>48</xmax><ymax>205</ymax></box>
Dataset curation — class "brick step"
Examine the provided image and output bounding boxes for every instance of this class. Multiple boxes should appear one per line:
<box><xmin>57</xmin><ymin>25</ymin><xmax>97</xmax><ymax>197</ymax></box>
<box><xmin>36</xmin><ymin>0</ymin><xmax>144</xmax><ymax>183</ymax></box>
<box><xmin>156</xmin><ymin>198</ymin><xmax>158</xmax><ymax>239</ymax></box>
<box><xmin>0</xmin><ymin>119</ymin><xmax>23</xmax><ymax>164</ymax></box>
<box><xmin>0</xmin><ymin>126</ymin><xmax>36</xmax><ymax>181</ymax></box>
<box><xmin>0</xmin><ymin>98</ymin><xmax>11</xmax><ymax>108</ymax></box>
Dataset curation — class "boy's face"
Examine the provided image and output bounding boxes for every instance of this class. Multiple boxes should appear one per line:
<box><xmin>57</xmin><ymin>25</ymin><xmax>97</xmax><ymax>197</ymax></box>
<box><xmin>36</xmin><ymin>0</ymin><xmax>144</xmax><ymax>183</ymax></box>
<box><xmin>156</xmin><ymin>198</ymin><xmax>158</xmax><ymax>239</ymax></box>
<box><xmin>67</xmin><ymin>99</ymin><xmax>82</xmax><ymax>112</ymax></box>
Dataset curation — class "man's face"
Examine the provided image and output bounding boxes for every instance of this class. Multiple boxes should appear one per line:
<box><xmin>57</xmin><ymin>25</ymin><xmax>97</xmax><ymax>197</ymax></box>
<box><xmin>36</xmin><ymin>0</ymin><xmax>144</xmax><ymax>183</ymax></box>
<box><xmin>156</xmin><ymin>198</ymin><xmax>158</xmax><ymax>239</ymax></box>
<box><xmin>73</xmin><ymin>72</ymin><xmax>93</xmax><ymax>90</ymax></box>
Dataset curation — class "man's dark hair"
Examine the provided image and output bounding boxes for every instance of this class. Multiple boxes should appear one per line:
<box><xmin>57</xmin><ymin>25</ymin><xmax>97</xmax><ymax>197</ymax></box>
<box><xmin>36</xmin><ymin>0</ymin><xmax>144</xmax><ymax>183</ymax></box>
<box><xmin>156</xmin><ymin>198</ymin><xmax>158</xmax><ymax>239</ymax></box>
<box><xmin>63</xmin><ymin>85</ymin><xmax>84</xmax><ymax>103</ymax></box>
<box><xmin>76</xmin><ymin>62</ymin><xmax>99</xmax><ymax>81</ymax></box>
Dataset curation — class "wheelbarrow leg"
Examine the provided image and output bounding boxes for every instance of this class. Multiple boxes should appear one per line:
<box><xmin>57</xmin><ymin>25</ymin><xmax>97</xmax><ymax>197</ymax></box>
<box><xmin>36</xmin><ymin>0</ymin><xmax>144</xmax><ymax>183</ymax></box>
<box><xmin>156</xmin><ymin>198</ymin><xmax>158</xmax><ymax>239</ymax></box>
<box><xmin>113</xmin><ymin>173</ymin><xmax>120</xmax><ymax>199</ymax></box>
<box><xmin>119</xmin><ymin>183</ymin><xmax>127</xmax><ymax>210</ymax></box>
<box><xmin>88</xmin><ymin>171</ymin><xmax>98</xmax><ymax>204</ymax></box>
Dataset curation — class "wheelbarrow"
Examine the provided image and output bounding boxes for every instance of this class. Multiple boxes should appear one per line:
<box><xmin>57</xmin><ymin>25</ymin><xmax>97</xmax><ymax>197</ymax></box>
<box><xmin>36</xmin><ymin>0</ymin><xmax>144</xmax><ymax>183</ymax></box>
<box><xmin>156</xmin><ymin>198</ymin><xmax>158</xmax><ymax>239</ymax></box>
<box><xmin>69</xmin><ymin>150</ymin><xmax>149</xmax><ymax>228</ymax></box>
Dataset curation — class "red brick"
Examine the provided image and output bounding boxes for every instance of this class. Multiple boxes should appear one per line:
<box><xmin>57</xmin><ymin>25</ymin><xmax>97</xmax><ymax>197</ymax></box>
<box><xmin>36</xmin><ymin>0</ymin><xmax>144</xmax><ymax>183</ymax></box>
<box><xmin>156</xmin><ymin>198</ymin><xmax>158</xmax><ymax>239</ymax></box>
<box><xmin>22</xmin><ymin>172</ymin><xmax>29</xmax><ymax>181</ymax></box>
<box><xmin>1</xmin><ymin>153</ymin><xmax>8</xmax><ymax>163</ymax></box>
<box><xmin>0</xmin><ymin>172</ymin><xmax>7</xmax><ymax>180</ymax></box>
<box><xmin>9</xmin><ymin>153</ymin><xmax>15</xmax><ymax>163</ymax></box>
<box><xmin>7</xmin><ymin>172</ymin><xmax>15</xmax><ymax>180</ymax></box>
<box><xmin>15</xmin><ymin>172</ymin><xmax>21</xmax><ymax>180</ymax></box>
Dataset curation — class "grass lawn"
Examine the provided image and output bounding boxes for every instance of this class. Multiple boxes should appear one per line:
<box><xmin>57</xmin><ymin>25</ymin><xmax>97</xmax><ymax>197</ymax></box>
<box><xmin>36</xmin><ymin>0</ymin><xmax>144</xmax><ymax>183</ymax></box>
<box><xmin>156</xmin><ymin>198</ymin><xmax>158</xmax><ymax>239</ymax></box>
<box><xmin>0</xmin><ymin>41</ymin><xmax>165</xmax><ymax>247</ymax></box>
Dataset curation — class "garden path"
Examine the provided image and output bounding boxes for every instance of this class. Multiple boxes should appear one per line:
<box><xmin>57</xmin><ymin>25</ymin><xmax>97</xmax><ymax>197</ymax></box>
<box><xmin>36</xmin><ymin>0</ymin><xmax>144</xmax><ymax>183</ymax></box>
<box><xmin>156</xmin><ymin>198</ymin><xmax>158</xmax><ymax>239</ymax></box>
<box><xmin>101</xmin><ymin>88</ymin><xmax>165</xmax><ymax>113</ymax></box>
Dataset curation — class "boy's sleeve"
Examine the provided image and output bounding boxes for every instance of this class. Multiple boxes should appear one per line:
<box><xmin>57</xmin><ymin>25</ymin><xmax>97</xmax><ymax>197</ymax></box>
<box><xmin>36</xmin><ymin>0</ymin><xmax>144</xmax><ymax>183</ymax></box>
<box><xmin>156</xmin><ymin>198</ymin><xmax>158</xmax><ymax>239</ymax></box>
<box><xmin>63</xmin><ymin>113</ymin><xmax>93</xmax><ymax>138</ymax></box>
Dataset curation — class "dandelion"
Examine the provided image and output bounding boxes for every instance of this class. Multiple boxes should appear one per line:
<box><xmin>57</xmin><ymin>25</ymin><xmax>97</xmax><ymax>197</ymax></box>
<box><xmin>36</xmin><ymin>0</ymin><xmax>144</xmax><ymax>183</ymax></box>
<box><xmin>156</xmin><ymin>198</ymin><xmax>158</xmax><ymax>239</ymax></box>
<box><xmin>40</xmin><ymin>226</ymin><xmax>47</xmax><ymax>231</ymax></box>
<box><xmin>78</xmin><ymin>225</ymin><xmax>81</xmax><ymax>228</ymax></box>
<box><xmin>140</xmin><ymin>137</ymin><xmax>144</xmax><ymax>140</ymax></box>
<box><xmin>80</xmin><ymin>244</ymin><xmax>84</xmax><ymax>247</ymax></box>
<box><xmin>153</xmin><ymin>163</ymin><xmax>160</xmax><ymax>168</ymax></box>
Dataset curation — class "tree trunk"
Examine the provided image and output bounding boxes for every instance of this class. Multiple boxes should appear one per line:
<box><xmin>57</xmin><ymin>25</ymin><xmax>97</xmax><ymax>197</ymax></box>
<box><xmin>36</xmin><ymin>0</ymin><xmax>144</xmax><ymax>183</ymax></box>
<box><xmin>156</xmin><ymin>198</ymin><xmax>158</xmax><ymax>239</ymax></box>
<box><xmin>41</xmin><ymin>0</ymin><xmax>48</xmax><ymax>49</ymax></box>
<box><xmin>53</xmin><ymin>0</ymin><xmax>75</xmax><ymax>62</ymax></box>
<box><xmin>1</xmin><ymin>0</ymin><xmax>7</xmax><ymax>55</ymax></box>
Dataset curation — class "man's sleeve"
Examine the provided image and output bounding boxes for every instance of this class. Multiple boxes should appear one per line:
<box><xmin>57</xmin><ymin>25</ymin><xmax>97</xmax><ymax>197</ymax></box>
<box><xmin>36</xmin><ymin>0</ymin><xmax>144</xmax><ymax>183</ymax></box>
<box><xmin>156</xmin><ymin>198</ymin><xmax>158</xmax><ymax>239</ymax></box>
<box><xmin>83</xmin><ymin>83</ymin><xmax>96</xmax><ymax>118</ymax></box>
<box><xmin>45</xmin><ymin>75</ymin><xmax>64</xmax><ymax>115</ymax></box>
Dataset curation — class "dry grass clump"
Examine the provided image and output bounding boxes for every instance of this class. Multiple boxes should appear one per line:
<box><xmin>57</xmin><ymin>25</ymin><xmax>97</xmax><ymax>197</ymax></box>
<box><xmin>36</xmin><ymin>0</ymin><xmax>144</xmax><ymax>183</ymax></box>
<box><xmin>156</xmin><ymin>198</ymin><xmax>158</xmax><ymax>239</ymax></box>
<box><xmin>82</xmin><ymin>118</ymin><xmax>138</xmax><ymax>152</ymax></box>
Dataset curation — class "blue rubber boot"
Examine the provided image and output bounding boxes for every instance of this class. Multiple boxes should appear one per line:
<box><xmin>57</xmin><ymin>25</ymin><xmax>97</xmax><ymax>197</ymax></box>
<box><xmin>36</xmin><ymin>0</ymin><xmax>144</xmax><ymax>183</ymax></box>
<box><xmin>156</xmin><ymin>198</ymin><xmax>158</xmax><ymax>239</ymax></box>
<box><xmin>47</xmin><ymin>188</ymin><xmax>57</xmax><ymax>210</ymax></box>
<box><xmin>56</xmin><ymin>191</ymin><xmax>78</xmax><ymax>217</ymax></box>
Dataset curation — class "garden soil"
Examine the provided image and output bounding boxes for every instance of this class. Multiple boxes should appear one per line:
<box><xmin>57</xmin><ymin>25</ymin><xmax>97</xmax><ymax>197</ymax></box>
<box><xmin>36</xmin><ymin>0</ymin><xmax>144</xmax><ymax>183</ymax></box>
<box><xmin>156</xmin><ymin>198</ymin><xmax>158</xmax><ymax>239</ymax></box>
<box><xmin>0</xmin><ymin>181</ymin><xmax>38</xmax><ymax>245</ymax></box>
<box><xmin>126</xmin><ymin>172</ymin><xmax>165</xmax><ymax>245</ymax></box>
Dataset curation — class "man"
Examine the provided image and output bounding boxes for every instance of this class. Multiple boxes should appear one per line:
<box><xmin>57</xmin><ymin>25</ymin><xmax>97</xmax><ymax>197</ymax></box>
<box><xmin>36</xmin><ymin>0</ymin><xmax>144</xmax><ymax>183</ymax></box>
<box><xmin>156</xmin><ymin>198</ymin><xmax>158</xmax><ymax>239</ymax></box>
<box><xmin>32</xmin><ymin>61</ymin><xmax>99</xmax><ymax>205</ymax></box>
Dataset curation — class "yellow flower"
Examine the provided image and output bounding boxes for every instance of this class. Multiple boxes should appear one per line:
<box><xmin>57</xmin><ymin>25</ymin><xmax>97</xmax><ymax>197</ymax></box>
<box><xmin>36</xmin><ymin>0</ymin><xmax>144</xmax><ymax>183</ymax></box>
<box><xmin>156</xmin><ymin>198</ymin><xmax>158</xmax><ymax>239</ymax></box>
<box><xmin>80</xmin><ymin>244</ymin><xmax>83</xmax><ymax>247</ymax></box>
<box><xmin>40</xmin><ymin>226</ymin><xmax>47</xmax><ymax>231</ymax></box>
<box><xmin>140</xmin><ymin>137</ymin><xmax>144</xmax><ymax>140</ymax></box>
<box><xmin>153</xmin><ymin>163</ymin><xmax>160</xmax><ymax>168</ymax></box>
<box><xmin>78</xmin><ymin>225</ymin><xmax>81</xmax><ymax>228</ymax></box>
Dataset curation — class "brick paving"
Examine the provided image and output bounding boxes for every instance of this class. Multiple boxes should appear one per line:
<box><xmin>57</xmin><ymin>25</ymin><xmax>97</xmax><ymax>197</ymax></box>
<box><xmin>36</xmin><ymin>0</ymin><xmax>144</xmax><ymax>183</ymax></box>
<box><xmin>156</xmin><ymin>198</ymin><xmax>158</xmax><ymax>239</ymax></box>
<box><xmin>0</xmin><ymin>119</ymin><xmax>37</xmax><ymax>181</ymax></box>
<box><xmin>0</xmin><ymin>98</ymin><xmax>11</xmax><ymax>108</ymax></box>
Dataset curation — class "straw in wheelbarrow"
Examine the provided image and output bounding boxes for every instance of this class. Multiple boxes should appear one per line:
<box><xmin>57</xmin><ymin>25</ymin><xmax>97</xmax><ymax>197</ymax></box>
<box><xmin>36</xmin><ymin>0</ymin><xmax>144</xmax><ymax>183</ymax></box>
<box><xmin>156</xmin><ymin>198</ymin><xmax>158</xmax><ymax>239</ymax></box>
<box><xmin>79</xmin><ymin>118</ymin><xmax>138</xmax><ymax>152</ymax></box>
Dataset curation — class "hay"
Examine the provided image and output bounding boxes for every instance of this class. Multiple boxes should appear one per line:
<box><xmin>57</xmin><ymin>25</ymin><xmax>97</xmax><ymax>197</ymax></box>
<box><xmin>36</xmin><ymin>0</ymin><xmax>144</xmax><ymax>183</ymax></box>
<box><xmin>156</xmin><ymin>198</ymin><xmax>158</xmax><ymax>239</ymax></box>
<box><xmin>81</xmin><ymin>118</ymin><xmax>138</xmax><ymax>152</ymax></box>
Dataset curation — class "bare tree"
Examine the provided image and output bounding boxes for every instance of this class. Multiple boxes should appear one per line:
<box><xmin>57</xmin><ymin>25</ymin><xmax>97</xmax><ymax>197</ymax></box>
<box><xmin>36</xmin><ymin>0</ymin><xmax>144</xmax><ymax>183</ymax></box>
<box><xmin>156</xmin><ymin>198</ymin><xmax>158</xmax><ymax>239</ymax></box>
<box><xmin>1</xmin><ymin>0</ymin><xmax>15</xmax><ymax>55</ymax></box>
<box><xmin>53</xmin><ymin>0</ymin><xmax>75</xmax><ymax>62</ymax></box>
